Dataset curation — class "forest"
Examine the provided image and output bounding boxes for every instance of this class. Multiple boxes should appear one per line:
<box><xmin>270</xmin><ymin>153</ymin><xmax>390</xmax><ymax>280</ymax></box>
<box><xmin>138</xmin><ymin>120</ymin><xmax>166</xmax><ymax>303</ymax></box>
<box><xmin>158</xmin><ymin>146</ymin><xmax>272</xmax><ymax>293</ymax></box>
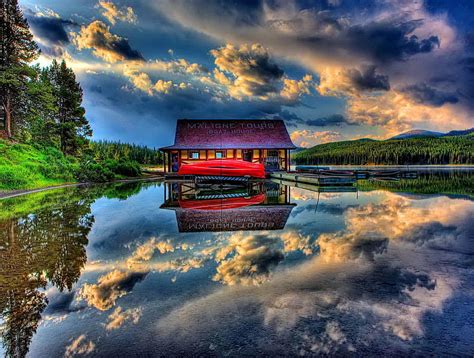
<box><xmin>0</xmin><ymin>1</ymin><xmax>162</xmax><ymax>190</ymax></box>
<box><xmin>292</xmin><ymin>135</ymin><xmax>474</xmax><ymax>165</ymax></box>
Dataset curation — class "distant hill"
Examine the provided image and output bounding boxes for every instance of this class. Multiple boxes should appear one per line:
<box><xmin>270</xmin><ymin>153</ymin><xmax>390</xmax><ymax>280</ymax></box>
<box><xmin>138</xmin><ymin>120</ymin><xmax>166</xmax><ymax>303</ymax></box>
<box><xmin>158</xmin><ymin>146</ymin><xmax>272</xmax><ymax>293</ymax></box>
<box><xmin>292</xmin><ymin>133</ymin><xmax>474</xmax><ymax>165</ymax></box>
<box><xmin>391</xmin><ymin>127</ymin><xmax>474</xmax><ymax>139</ymax></box>
<box><xmin>444</xmin><ymin>128</ymin><xmax>474</xmax><ymax>137</ymax></box>
<box><xmin>391</xmin><ymin>129</ymin><xmax>443</xmax><ymax>139</ymax></box>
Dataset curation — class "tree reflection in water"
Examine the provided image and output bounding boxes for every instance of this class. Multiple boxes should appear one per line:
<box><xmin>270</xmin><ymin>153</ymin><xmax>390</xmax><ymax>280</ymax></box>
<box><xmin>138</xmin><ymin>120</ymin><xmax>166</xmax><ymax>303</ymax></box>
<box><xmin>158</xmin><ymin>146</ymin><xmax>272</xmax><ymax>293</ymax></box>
<box><xmin>0</xmin><ymin>182</ymin><xmax>144</xmax><ymax>357</ymax></box>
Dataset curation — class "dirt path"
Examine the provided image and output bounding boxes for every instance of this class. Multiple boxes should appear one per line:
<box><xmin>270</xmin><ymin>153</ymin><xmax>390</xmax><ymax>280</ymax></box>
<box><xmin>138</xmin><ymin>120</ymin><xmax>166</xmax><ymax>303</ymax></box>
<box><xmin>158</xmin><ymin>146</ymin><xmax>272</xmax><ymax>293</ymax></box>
<box><xmin>0</xmin><ymin>175</ymin><xmax>164</xmax><ymax>200</ymax></box>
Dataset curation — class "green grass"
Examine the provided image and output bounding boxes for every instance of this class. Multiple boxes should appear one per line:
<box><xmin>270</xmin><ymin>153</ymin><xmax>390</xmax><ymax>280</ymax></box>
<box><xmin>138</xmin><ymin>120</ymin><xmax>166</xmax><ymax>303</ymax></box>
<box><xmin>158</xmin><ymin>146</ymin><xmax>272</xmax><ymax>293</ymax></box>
<box><xmin>0</xmin><ymin>140</ymin><xmax>78</xmax><ymax>190</ymax></box>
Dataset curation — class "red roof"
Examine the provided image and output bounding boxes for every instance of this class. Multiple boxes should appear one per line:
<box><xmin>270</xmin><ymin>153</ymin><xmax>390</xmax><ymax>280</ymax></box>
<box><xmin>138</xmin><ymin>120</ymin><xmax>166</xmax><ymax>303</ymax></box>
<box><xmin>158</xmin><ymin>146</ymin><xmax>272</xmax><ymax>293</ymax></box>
<box><xmin>161</xmin><ymin>119</ymin><xmax>296</xmax><ymax>150</ymax></box>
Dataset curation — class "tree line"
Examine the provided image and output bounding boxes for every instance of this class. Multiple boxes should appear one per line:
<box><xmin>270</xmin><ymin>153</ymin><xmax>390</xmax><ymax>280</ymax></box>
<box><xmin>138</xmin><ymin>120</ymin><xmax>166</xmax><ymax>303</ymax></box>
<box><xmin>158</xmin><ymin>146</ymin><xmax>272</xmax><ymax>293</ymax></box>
<box><xmin>293</xmin><ymin>136</ymin><xmax>474</xmax><ymax>165</ymax></box>
<box><xmin>0</xmin><ymin>1</ymin><xmax>162</xmax><ymax>186</ymax></box>
<box><xmin>90</xmin><ymin>140</ymin><xmax>163</xmax><ymax>165</ymax></box>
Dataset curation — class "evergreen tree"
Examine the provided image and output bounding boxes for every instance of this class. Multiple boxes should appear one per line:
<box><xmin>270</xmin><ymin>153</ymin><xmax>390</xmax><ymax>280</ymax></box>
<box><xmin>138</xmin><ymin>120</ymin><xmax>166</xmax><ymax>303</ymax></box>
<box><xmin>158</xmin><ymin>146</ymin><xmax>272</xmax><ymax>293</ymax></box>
<box><xmin>46</xmin><ymin>59</ymin><xmax>92</xmax><ymax>155</ymax></box>
<box><xmin>24</xmin><ymin>66</ymin><xmax>59</xmax><ymax>146</ymax></box>
<box><xmin>0</xmin><ymin>0</ymin><xmax>39</xmax><ymax>138</ymax></box>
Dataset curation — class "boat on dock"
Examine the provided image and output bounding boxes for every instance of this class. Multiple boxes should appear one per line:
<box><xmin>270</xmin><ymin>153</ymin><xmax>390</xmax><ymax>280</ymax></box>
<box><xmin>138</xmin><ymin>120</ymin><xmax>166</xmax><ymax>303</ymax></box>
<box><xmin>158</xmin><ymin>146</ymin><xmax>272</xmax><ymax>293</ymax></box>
<box><xmin>179</xmin><ymin>192</ymin><xmax>266</xmax><ymax>210</ymax></box>
<box><xmin>295</xmin><ymin>165</ymin><xmax>330</xmax><ymax>173</ymax></box>
<box><xmin>318</xmin><ymin>170</ymin><xmax>355</xmax><ymax>177</ymax></box>
<box><xmin>178</xmin><ymin>159</ymin><xmax>266</xmax><ymax>179</ymax></box>
<box><xmin>369</xmin><ymin>170</ymin><xmax>400</xmax><ymax>177</ymax></box>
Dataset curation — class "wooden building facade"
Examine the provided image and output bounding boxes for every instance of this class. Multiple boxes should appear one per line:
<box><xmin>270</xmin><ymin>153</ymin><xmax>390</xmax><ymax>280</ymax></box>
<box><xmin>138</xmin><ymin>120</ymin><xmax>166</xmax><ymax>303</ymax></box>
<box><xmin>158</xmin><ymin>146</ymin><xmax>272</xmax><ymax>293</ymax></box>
<box><xmin>160</xmin><ymin>119</ymin><xmax>296</xmax><ymax>173</ymax></box>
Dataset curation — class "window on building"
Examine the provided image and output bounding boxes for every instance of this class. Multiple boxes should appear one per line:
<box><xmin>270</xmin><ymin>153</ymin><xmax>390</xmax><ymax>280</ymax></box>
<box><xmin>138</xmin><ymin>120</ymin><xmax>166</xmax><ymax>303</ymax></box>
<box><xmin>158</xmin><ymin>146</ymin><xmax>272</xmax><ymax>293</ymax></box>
<box><xmin>190</xmin><ymin>151</ymin><xmax>200</xmax><ymax>159</ymax></box>
<box><xmin>216</xmin><ymin>150</ymin><xmax>225</xmax><ymax>159</ymax></box>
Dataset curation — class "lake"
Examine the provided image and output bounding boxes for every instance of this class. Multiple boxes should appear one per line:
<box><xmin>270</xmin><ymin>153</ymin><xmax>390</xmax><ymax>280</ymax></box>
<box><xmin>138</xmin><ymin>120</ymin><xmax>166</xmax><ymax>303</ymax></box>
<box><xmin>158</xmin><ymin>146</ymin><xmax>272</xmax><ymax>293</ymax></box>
<box><xmin>1</xmin><ymin>170</ymin><xmax>473</xmax><ymax>356</ymax></box>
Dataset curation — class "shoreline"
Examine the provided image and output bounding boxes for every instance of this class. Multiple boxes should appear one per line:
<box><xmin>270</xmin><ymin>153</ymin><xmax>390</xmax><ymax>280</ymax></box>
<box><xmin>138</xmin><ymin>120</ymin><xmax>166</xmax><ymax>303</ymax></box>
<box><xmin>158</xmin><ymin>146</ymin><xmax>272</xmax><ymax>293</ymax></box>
<box><xmin>291</xmin><ymin>164</ymin><xmax>474</xmax><ymax>170</ymax></box>
<box><xmin>0</xmin><ymin>175</ymin><xmax>164</xmax><ymax>200</ymax></box>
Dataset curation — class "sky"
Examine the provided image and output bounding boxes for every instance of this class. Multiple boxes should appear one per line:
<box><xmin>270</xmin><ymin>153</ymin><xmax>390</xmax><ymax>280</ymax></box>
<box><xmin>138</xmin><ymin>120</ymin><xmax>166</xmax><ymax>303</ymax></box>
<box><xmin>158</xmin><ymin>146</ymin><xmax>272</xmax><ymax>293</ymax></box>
<box><xmin>20</xmin><ymin>0</ymin><xmax>474</xmax><ymax>148</ymax></box>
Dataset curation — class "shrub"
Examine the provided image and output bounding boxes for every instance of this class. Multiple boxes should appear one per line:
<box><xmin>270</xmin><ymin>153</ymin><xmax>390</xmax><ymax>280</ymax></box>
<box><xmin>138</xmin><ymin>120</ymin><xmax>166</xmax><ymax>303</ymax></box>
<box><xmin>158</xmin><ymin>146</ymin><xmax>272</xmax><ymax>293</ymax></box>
<box><xmin>76</xmin><ymin>160</ymin><xmax>115</xmax><ymax>183</ymax></box>
<box><xmin>0</xmin><ymin>166</ymin><xmax>32</xmax><ymax>189</ymax></box>
<box><xmin>113</xmin><ymin>160</ymin><xmax>141</xmax><ymax>177</ymax></box>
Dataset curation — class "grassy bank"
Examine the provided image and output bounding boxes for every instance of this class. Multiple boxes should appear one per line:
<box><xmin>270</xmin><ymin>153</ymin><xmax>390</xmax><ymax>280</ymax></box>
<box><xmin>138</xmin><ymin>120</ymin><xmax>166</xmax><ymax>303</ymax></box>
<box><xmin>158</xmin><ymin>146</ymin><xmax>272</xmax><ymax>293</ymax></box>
<box><xmin>0</xmin><ymin>140</ymin><xmax>146</xmax><ymax>191</ymax></box>
<box><xmin>0</xmin><ymin>140</ymin><xmax>78</xmax><ymax>190</ymax></box>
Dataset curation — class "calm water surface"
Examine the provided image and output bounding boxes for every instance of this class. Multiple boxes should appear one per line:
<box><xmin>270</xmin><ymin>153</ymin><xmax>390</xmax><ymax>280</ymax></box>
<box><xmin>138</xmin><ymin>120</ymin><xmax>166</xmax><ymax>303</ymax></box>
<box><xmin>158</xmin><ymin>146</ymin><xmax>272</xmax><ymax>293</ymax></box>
<box><xmin>1</xmin><ymin>171</ymin><xmax>473</xmax><ymax>357</ymax></box>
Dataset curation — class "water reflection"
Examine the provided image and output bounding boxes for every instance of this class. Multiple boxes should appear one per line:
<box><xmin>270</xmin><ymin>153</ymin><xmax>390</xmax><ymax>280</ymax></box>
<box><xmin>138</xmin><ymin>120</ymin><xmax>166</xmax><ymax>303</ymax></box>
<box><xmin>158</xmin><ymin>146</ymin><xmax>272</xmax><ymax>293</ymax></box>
<box><xmin>0</xmin><ymin>182</ymin><xmax>146</xmax><ymax>357</ymax></box>
<box><xmin>0</xmin><ymin>187</ymin><xmax>94</xmax><ymax>357</ymax></box>
<box><xmin>161</xmin><ymin>182</ymin><xmax>294</xmax><ymax>231</ymax></box>
<box><xmin>0</xmin><ymin>173</ymin><xmax>473</xmax><ymax>356</ymax></box>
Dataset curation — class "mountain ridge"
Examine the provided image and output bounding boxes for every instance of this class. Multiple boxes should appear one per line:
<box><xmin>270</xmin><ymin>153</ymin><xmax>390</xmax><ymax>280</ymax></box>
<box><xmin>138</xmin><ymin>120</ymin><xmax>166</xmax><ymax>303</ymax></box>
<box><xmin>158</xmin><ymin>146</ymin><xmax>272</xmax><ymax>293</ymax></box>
<box><xmin>292</xmin><ymin>131</ymin><xmax>474</xmax><ymax>165</ymax></box>
<box><xmin>390</xmin><ymin>127</ymin><xmax>474</xmax><ymax>140</ymax></box>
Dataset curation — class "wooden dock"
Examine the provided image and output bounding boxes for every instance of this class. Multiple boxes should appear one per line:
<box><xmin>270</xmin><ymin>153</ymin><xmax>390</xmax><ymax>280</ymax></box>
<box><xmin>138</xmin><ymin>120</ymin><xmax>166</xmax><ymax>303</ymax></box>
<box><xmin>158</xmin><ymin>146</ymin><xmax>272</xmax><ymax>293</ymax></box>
<box><xmin>272</xmin><ymin>178</ymin><xmax>357</xmax><ymax>192</ymax></box>
<box><xmin>270</xmin><ymin>172</ymin><xmax>355</xmax><ymax>186</ymax></box>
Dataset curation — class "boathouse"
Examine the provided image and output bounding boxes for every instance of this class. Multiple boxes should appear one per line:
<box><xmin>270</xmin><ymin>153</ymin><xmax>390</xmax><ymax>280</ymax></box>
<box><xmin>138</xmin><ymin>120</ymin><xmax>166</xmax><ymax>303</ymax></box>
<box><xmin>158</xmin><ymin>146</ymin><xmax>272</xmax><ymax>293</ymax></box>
<box><xmin>161</xmin><ymin>181</ymin><xmax>295</xmax><ymax>232</ymax></box>
<box><xmin>160</xmin><ymin>119</ymin><xmax>296</xmax><ymax>173</ymax></box>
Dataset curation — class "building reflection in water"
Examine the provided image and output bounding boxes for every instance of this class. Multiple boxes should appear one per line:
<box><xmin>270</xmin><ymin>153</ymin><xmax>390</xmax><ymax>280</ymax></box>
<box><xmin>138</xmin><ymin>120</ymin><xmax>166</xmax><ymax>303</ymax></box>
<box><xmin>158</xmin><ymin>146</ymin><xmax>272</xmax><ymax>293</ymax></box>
<box><xmin>161</xmin><ymin>181</ymin><xmax>295</xmax><ymax>232</ymax></box>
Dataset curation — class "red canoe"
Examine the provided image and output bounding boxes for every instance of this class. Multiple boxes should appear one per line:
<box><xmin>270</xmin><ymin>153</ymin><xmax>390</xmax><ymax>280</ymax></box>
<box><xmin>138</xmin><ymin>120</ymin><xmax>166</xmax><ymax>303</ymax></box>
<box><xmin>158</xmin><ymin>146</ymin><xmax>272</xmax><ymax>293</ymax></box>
<box><xmin>179</xmin><ymin>193</ymin><xmax>266</xmax><ymax>210</ymax></box>
<box><xmin>178</xmin><ymin>159</ymin><xmax>266</xmax><ymax>179</ymax></box>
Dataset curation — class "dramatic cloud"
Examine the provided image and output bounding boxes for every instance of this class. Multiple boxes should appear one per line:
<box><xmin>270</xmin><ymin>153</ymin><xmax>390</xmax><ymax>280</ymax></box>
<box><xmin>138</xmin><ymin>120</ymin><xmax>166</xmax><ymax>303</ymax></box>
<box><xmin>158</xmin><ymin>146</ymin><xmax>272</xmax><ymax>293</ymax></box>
<box><xmin>291</xmin><ymin>129</ymin><xmax>342</xmax><ymax>147</ymax></box>
<box><xmin>80</xmin><ymin>270</ymin><xmax>147</xmax><ymax>311</ymax></box>
<box><xmin>280</xmin><ymin>74</ymin><xmax>314</xmax><ymax>101</ymax></box>
<box><xmin>72</xmin><ymin>20</ymin><xmax>144</xmax><ymax>63</ymax></box>
<box><xmin>341</xmin><ymin>20</ymin><xmax>440</xmax><ymax>63</ymax></box>
<box><xmin>402</xmin><ymin>83</ymin><xmax>459</xmax><ymax>107</ymax></box>
<box><xmin>158</xmin><ymin>1</ymin><xmax>442</xmax><ymax>65</ymax></box>
<box><xmin>346</xmin><ymin>90</ymin><xmax>473</xmax><ymax>135</ymax></box>
<box><xmin>25</xmin><ymin>8</ymin><xmax>76</xmax><ymax>56</ymax></box>
<box><xmin>210</xmin><ymin>43</ymin><xmax>284</xmax><ymax>99</ymax></box>
<box><xmin>33</xmin><ymin>0</ymin><xmax>473</xmax><ymax>144</ymax></box>
<box><xmin>98</xmin><ymin>1</ymin><xmax>137</xmax><ymax>25</ymax></box>
<box><xmin>154</xmin><ymin>193</ymin><xmax>473</xmax><ymax>353</ymax></box>
<box><xmin>153</xmin><ymin>0</ymin><xmax>473</xmax><ymax>137</ymax></box>
<box><xmin>105</xmin><ymin>306</ymin><xmax>142</xmax><ymax>331</ymax></box>
<box><xmin>317</xmin><ymin>65</ymin><xmax>390</xmax><ymax>96</ymax></box>
<box><xmin>305</xmin><ymin>114</ymin><xmax>352</xmax><ymax>127</ymax></box>
<box><xmin>213</xmin><ymin>234</ymin><xmax>284</xmax><ymax>286</ymax></box>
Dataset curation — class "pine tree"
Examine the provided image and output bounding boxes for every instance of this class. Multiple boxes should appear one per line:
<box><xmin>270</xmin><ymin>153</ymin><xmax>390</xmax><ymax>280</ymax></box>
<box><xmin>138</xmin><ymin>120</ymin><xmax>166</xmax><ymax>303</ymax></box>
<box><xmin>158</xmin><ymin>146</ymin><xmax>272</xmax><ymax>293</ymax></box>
<box><xmin>46</xmin><ymin>59</ymin><xmax>92</xmax><ymax>155</ymax></box>
<box><xmin>24</xmin><ymin>65</ymin><xmax>59</xmax><ymax>146</ymax></box>
<box><xmin>0</xmin><ymin>0</ymin><xmax>39</xmax><ymax>138</ymax></box>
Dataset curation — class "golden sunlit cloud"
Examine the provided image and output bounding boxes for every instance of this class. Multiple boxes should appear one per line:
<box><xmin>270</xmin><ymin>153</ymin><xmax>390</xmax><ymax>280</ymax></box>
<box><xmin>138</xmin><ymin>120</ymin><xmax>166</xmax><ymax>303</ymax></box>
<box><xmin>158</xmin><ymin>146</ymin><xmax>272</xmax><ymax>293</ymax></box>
<box><xmin>72</xmin><ymin>20</ymin><xmax>143</xmax><ymax>63</ymax></box>
<box><xmin>291</xmin><ymin>129</ymin><xmax>342</xmax><ymax>147</ymax></box>
<box><xmin>98</xmin><ymin>0</ymin><xmax>137</xmax><ymax>25</ymax></box>
<box><xmin>210</xmin><ymin>43</ymin><xmax>283</xmax><ymax>99</ymax></box>
<box><xmin>105</xmin><ymin>306</ymin><xmax>143</xmax><ymax>331</ymax></box>
<box><xmin>80</xmin><ymin>270</ymin><xmax>145</xmax><ymax>311</ymax></box>
<box><xmin>347</xmin><ymin>91</ymin><xmax>473</xmax><ymax>136</ymax></box>
<box><xmin>280</xmin><ymin>74</ymin><xmax>314</xmax><ymax>101</ymax></box>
